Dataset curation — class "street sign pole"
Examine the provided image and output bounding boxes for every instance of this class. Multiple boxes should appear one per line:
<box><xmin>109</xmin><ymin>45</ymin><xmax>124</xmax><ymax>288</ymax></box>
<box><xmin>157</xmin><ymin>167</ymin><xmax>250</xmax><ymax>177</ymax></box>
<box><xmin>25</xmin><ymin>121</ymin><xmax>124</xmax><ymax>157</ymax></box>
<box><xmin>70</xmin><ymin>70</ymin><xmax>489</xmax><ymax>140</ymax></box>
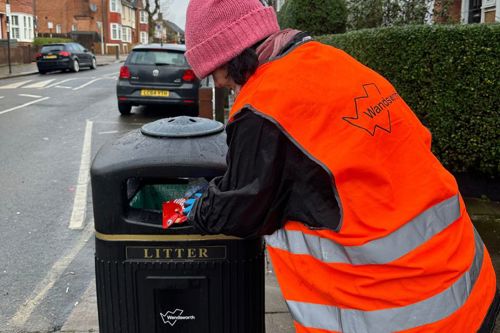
<box><xmin>6</xmin><ymin>1</ymin><xmax>11</xmax><ymax>75</ymax></box>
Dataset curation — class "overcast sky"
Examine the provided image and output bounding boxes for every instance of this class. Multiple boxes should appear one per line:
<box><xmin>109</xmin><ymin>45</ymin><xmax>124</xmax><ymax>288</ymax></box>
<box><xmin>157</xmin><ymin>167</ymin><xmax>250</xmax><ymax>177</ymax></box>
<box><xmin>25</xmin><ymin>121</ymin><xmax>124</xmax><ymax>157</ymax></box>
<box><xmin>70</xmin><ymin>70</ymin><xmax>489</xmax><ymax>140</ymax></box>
<box><xmin>161</xmin><ymin>0</ymin><xmax>189</xmax><ymax>31</ymax></box>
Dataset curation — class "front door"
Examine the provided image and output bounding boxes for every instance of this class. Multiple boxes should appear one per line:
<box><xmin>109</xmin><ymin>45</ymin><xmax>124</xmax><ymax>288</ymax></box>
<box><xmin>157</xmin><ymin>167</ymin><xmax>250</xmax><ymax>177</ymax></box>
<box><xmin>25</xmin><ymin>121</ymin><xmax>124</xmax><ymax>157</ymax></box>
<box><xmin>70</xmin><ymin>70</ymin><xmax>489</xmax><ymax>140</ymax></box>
<box><xmin>468</xmin><ymin>0</ymin><xmax>482</xmax><ymax>23</ymax></box>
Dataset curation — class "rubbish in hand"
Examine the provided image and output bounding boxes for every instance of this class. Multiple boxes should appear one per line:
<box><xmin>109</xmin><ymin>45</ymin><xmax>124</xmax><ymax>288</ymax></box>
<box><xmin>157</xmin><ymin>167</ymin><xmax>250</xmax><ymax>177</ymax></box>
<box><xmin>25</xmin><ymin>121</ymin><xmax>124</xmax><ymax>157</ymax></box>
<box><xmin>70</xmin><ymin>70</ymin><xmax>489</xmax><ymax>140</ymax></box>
<box><xmin>162</xmin><ymin>200</ymin><xmax>188</xmax><ymax>229</ymax></box>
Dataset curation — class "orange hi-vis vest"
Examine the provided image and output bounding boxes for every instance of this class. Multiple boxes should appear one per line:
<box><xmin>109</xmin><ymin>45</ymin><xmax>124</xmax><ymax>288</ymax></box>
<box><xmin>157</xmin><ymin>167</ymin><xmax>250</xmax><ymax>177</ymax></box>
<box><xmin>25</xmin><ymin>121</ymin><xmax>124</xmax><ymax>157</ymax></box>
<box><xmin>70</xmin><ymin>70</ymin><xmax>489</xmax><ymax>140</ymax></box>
<box><xmin>229</xmin><ymin>41</ymin><xmax>496</xmax><ymax>333</ymax></box>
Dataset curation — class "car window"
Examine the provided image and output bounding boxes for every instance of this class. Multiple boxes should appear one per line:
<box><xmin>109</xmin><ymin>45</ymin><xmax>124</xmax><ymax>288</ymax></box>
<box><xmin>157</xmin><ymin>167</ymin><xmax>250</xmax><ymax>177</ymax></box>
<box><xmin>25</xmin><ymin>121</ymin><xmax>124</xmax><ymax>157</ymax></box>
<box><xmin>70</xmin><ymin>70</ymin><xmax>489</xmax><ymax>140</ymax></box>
<box><xmin>128</xmin><ymin>50</ymin><xmax>188</xmax><ymax>66</ymax></box>
<box><xmin>76</xmin><ymin>44</ymin><xmax>86</xmax><ymax>52</ymax></box>
<box><xmin>72</xmin><ymin>44</ymin><xmax>83</xmax><ymax>52</ymax></box>
<box><xmin>41</xmin><ymin>44</ymin><xmax>65</xmax><ymax>53</ymax></box>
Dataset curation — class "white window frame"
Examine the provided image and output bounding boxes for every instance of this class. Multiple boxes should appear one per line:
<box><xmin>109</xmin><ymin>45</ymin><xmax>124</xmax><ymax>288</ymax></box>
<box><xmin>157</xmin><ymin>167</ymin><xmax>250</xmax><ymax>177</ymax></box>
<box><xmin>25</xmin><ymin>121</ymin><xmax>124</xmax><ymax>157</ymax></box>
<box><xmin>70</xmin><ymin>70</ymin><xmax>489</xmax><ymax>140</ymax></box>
<box><xmin>72</xmin><ymin>24</ymin><xmax>77</xmax><ymax>31</ymax></box>
<box><xmin>121</xmin><ymin>26</ymin><xmax>131</xmax><ymax>43</ymax></box>
<box><xmin>140</xmin><ymin>11</ymin><xmax>148</xmax><ymax>24</ymax></box>
<box><xmin>110</xmin><ymin>23</ymin><xmax>121</xmax><ymax>40</ymax></box>
<box><xmin>56</xmin><ymin>24</ymin><xmax>62</xmax><ymax>34</ymax></box>
<box><xmin>110</xmin><ymin>0</ymin><xmax>121</xmax><ymax>13</ymax></box>
<box><xmin>140</xmin><ymin>31</ymin><xmax>148</xmax><ymax>44</ymax></box>
<box><xmin>10</xmin><ymin>15</ymin><xmax>20</xmax><ymax>40</ymax></box>
<box><xmin>9</xmin><ymin>13</ymin><xmax>34</xmax><ymax>42</ymax></box>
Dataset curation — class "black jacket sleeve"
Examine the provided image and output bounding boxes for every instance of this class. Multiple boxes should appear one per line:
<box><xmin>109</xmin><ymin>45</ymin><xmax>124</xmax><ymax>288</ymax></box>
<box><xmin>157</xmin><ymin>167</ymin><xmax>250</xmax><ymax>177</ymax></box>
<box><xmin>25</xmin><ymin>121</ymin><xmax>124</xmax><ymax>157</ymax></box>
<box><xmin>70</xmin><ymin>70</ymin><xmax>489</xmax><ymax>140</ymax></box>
<box><xmin>189</xmin><ymin>109</ymin><xmax>290</xmax><ymax>238</ymax></box>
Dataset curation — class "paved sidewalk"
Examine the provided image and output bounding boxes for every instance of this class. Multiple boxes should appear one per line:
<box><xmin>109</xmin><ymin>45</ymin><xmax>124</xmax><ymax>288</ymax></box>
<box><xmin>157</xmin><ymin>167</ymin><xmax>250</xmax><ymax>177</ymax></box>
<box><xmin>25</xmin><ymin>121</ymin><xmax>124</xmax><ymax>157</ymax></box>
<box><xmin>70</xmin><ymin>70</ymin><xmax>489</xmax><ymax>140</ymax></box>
<box><xmin>0</xmin><ymin>55</ymin><xmax>126</xmax><ymax>80</ymax></box>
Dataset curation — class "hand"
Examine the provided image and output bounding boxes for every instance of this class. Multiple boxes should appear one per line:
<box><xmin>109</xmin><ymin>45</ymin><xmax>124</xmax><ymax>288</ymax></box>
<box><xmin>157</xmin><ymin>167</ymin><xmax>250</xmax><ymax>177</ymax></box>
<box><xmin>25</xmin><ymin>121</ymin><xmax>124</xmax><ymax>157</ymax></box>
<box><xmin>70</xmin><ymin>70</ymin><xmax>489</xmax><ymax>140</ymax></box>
<box><xmin>183</xmin><ymin>192</ymin><xmax>202</xmax><ymax>215</ymax></box>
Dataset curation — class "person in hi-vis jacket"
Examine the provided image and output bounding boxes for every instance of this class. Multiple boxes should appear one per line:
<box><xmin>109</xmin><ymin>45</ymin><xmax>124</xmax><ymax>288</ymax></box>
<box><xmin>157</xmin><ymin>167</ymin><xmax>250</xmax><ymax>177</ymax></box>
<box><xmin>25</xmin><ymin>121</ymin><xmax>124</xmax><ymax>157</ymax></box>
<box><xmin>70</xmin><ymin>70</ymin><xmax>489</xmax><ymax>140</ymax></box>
<box><xmin>176</xmin><ymin>0</ymin><xmax>500</xmax><ymax>332</ymax></box>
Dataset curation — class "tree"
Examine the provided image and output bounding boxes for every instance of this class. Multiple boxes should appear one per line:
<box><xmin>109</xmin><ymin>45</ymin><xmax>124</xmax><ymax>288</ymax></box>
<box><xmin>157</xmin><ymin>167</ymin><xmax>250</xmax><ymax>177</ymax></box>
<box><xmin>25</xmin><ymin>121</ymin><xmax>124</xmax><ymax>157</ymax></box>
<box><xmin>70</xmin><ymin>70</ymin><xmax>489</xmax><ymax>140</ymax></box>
<box><xmin>433</xmin><ymin>0</ymin><xmax>460</xmax><ymax>24</ymax></box>
<box><xmin>346</xmin><ymin>0</ymin><xmax>433</xmax><ymax>30</ymax></box>
<box><xmin>144</xmin><ymin>0</ymin><xmax>161</xmax><ymax>38</ymax></box>
<box><xmin>346</xmin><ymin>0</ymin><xmax>384</xmax><ymax>30</ymax></box>
<box><xmin>279</xmin><ymin>0</ymin><xmax>347</xmax><ymax>35</ymax></box>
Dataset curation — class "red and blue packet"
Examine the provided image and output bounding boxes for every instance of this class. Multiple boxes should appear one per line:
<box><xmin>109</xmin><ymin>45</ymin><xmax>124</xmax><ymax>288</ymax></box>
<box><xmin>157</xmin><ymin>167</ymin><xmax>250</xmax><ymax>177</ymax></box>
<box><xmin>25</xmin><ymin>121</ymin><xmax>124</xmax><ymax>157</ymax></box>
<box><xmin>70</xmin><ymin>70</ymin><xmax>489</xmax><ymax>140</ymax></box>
<box><xmin>162</xmin><ymin>199</ymin><xmax>188</xmax><ymax>229</ymax></box>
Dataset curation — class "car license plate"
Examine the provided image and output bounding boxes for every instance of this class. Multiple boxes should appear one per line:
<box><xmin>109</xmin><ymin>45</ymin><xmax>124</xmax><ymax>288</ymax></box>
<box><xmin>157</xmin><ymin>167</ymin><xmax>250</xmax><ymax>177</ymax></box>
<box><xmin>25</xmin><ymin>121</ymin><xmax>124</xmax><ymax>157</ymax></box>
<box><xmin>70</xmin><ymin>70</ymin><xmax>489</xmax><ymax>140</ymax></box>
<box><xmin>44</xmin><ymin>55</ymin><xmax>57</xmax><ymax>59</ymax></box>
<box><xmin>140</xmin><ymin>89</ymin><xmax>169</xmax><ymax>97</ymax></box>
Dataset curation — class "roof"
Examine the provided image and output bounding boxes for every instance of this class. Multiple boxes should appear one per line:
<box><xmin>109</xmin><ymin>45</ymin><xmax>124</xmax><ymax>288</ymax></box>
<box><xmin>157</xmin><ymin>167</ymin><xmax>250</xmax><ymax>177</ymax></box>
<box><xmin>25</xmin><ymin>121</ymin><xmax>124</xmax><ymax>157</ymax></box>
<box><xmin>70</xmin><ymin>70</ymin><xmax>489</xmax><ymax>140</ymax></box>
<box><xmin>164</xmin><ymin>20</ymin><xmax>184</xmax><ymax>35</ymax></box>
<box><xmin>132</xmin><ymin>43</ymin><xmax>186</xmax><ymax>51</ymax></box>
<box><xmin>153</xmin><ymin>18</ymin><xmax>185</xmax><ymax>35</ymax></box>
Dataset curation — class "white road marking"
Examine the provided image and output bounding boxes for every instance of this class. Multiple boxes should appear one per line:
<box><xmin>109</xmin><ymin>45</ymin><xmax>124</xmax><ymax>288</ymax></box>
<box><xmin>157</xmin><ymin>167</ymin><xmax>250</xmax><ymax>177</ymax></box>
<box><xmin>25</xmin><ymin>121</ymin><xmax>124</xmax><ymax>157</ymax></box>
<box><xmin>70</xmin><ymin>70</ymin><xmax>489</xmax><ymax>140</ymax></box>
<box><xmin>7</xmin><ymin>222</ymin><xmax>94</xmax><ymax>329</ymax></box>
<box><xmin>68</xmin><ymin>120</ymin><xmax>93</xmax><ymax>230</ymax></box>
<box><xmin>24</xmin><ymin>79</ymin><xmax>56</xmax><ymax>89</ymax></box>
<box><xmin>98</xmin><ymin>130</ymin><xmax>119</xmax><ymax>134</ymax></box>
<box><xmin>0</xmin><ymin>97</ymin><xmax>50</xmax><ymax>116</ymax></box>
<box><xmin>0</xmin><ymin>79</ymin><xmax>33</xmax><ymax>89</ymax></box>
<box><xmin>72</xmin><ymin>78</ymin><xmax>102</xmax><ymax>91</ymax></box>
<box><xmin>55</xmin><ymin>85</ymin><xmax>73</xmax><ymax>89</ymax></box>
<box><xmin>18</xmin><ymin>94</ymin><xmax>42</xmax><ymax>98</ymax></box>
<box><xmin>0</xmin><ymin>96</ymin><xmax>4</xmax><ymax>99</ymax></box>
<box><xmin>45</xmin><ymin>78</ymin><xmax>77</xmax><ymax>88</ymax></box>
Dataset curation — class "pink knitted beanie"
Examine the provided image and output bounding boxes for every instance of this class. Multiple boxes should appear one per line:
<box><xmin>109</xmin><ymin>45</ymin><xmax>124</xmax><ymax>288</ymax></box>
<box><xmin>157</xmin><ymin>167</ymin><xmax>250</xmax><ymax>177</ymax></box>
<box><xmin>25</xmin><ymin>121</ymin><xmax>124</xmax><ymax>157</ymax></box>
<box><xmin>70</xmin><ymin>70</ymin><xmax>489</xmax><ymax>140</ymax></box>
<box><xmin>185</xmin><ymin>0</ymin><xmax>280</xmax><ymax>79</ymax></box>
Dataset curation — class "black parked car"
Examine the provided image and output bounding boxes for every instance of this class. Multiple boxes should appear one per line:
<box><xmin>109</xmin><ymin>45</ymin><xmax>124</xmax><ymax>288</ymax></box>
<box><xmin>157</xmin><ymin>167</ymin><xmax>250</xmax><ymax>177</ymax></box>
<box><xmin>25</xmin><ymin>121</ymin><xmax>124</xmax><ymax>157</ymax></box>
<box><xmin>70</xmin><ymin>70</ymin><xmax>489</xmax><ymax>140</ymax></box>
<box><xmin>116</xmin><ymin>44</ymin><xmax>200</xmax><ymax>115</ymax></box>
<box><xmin>36</xmin><ymin>43</ymin><xmax>97</xmax><ymax>74</ymax></box>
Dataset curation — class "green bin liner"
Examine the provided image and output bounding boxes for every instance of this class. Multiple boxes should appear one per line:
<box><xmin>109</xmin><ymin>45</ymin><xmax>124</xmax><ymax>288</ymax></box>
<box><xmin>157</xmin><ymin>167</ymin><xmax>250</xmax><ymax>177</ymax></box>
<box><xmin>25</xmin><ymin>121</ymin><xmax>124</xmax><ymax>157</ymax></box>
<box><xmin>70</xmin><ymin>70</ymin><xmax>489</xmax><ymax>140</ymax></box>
<box><xmin>130</xmin><ymin>178</ymin><xmax>208</xmax><ymax>211</ymax></box>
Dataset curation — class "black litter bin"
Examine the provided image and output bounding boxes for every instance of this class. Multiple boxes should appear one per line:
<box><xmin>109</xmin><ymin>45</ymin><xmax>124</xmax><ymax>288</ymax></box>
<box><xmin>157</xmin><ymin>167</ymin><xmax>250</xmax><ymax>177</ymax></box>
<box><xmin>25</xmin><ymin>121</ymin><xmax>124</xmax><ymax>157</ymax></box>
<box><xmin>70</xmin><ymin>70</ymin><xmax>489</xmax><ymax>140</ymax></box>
<box><xmin>91</xmin><ymin>117</ymin><xmax>265</xmax><ymax>333</ymax></box>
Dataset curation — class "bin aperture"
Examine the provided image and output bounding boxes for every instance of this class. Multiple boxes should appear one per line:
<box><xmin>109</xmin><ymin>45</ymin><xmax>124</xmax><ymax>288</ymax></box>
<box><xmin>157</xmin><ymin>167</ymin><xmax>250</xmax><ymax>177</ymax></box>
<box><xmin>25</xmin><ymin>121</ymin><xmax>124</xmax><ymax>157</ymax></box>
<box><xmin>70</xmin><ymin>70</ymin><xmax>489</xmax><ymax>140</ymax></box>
<box><xmin>129</xmin><ymin>177</ymin><xmax>208</xmax><ymax>211</ymax></box>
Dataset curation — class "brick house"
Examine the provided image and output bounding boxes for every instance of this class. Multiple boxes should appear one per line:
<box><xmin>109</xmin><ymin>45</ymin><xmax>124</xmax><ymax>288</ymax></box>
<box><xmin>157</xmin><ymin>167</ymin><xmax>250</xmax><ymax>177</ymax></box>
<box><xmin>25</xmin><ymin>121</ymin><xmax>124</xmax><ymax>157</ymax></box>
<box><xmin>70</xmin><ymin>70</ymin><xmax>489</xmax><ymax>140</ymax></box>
<box><xmin>37</xmin><ymin>0</ymin><xmax>106</xmax><ymax>52</ymax></box>
<box><xmin>120</xmin><ymin>0</ymin><xmax>136</xmax><ymax>53</ymax></box>
<box><xmin>36</xmin><ymin>0</ymin><xmax>148</xmax><ymax>55</ymax></box>
<box><xmin>137</xmin><ymin>0</ymin><xmax>148</xmax><ymax>44</ymax></box>
<box><xmin>107</xmin><ymin>0</ymin><xmax>148</xmax><ymax>54</ymax></box>
<box><xmin>433</xmin><ymin>0</ymin><xmax>499</xmax><ymax>23</ymax></box>
<box><xmin>1</xmin><ymin>0</ymin><xmax>35</xmax><ymax>43</ymax></box>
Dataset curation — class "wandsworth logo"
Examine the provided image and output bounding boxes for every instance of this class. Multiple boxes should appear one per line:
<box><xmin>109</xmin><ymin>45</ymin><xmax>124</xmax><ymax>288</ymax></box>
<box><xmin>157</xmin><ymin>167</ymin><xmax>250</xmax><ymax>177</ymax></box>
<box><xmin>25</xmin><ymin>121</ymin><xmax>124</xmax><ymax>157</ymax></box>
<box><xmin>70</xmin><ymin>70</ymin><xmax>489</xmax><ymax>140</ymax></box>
<box><xmin>160</xmin><ymin>308</ymin><xmax>196</xmax><ymax>326</ymax></box>
<box><xmin>343</xmin><ymin>83</ymin><xmax>397</xmax><ymax>136</ymax></box>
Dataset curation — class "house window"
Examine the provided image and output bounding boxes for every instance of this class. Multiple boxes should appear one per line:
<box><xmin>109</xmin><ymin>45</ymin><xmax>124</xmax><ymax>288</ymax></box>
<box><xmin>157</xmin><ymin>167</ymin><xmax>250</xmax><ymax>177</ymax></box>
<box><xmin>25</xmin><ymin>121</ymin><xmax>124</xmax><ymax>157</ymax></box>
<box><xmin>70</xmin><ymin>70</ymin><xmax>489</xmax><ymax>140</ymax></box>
<box><xmin>122</xmin><ymin>26</ymin><xmax>131</xmax><ymax>43</ymax></box>
<box><xmin>111</xmin><ymin>23</ymin><xmax>121</xmax><ymax>40</ymax></box>
<box><xmin>140</xmin><ymin>31</ymin><xmax>148</xmax><ymax>44</ymax></box>
<box><xmin>10</xmin><ymin>15</ymin><xmax>20</xmax><ymax>40</ymax></box>
<box><xmin>110</xmin><ymin>0</ymin><xmax>121</xmax><ymax>13</ymax></box>
<box><xmin>28</xmin><ymin>16</ymin><xmax>33</xmax><ymax>40</ymax></box>
<box><xmin>72</xmin><ymin>24</ymin><xmax>77</xmax><ymax>31</ymax></box>
<box><xmin>56</xmin><ymin>24</ymin><xmax>62</xmax><ymax>33</ymax></box>
<box><xmin>140</xmin><ymin>11</ymin><xmax>148</xmax><ymax>24</ymax></box>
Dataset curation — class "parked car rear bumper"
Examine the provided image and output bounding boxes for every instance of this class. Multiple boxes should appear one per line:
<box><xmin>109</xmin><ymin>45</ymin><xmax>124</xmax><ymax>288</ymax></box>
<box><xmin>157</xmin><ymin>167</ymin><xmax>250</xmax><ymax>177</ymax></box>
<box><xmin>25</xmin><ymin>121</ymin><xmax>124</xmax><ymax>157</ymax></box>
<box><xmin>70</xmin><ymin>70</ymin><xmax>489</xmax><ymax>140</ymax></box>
<box><xmin>116</xmin><ymin>80</ymin><xmax>199</xmax><ymax>106</ymax></box>
<box><xmin>37</xmin><ymin>59</ymin><xmax>72</xmax><ymax>71</ymax></box>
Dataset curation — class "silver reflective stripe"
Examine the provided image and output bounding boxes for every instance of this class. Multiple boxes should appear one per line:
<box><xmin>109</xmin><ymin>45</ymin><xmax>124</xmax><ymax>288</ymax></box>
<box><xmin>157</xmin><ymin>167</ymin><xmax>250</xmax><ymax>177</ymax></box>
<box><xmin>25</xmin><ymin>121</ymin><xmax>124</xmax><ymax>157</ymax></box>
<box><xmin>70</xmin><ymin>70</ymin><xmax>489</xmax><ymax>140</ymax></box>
<box><xmin>287</xmin><ymin>228</ymin><xmax>484</xmax><ymax>333</ymax></box>
<box><xmin>265</xmin><ymin>195</ymin><xmax>460</xmax><ymax>265</ymax></box>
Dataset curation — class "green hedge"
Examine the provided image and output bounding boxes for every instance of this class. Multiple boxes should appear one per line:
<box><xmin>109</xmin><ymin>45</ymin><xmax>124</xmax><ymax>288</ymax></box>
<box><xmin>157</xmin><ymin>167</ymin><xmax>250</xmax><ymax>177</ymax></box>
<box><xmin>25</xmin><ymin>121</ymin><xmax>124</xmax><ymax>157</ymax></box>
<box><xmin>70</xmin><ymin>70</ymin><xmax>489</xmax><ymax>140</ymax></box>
<box><xmin>317</xmin><ymin>24</ymin><xmax>499</xmax><ymax>176</ymax></box>
<box><xmin>33</xmin><ymin>37</ymin><xmax>73</xmax><ymax>47</ymax></box>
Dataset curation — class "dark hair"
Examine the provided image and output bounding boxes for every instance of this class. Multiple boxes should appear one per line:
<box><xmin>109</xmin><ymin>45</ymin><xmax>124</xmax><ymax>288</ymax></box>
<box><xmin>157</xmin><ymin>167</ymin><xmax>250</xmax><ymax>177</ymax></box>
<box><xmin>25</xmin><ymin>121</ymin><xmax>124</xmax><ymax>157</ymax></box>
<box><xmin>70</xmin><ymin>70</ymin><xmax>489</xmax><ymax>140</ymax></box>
<box><xmin>227</xmin><ymin>47</ymin><xmax>259</xmax><ymax>86</ymax></box>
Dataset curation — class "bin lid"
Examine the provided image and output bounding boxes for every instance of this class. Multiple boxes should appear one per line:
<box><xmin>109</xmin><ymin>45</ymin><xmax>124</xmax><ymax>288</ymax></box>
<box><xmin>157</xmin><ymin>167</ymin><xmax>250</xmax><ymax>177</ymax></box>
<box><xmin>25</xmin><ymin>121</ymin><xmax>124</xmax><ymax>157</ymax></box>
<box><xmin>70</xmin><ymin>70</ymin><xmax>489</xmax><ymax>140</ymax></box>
<box><xmin>141</xmin><ymin>116</ymin><xmax>224</xmax><ymax>138</ymax></box>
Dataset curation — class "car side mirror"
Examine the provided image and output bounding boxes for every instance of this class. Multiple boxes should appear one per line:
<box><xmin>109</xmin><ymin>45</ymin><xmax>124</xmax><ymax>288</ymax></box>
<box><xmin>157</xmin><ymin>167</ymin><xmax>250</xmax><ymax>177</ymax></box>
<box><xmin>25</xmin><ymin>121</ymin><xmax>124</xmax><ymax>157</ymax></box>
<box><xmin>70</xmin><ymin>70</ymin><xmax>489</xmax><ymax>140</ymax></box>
<box><xmin>84</xmin><ymin>49</ymin><xmax>89</xmax><ymax>52</ymax></box>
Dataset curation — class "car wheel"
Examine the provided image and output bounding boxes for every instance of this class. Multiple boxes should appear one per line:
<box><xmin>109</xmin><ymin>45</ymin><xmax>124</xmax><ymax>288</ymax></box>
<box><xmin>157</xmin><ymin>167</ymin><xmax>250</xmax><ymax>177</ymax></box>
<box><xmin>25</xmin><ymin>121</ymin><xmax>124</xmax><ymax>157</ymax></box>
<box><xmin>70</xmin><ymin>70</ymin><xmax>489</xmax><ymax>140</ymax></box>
<box><xmin>71</xmin><ymin>59</ymin><xmax>80</xmax><ymax>72</ymax></box>
<box><xmin>38</xmin><ymin>70</ymin><xmax>47</xmax><ymax>75</ymax></box>
<box><xmin>90</xmin><ymin>58</ymin><xmax>97</xmax><ymax>69</ymax></box>
<box><xmin>118</xmin><ymin>103</ymin><xmax>132</xmax><ymax>115</ymax></box>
